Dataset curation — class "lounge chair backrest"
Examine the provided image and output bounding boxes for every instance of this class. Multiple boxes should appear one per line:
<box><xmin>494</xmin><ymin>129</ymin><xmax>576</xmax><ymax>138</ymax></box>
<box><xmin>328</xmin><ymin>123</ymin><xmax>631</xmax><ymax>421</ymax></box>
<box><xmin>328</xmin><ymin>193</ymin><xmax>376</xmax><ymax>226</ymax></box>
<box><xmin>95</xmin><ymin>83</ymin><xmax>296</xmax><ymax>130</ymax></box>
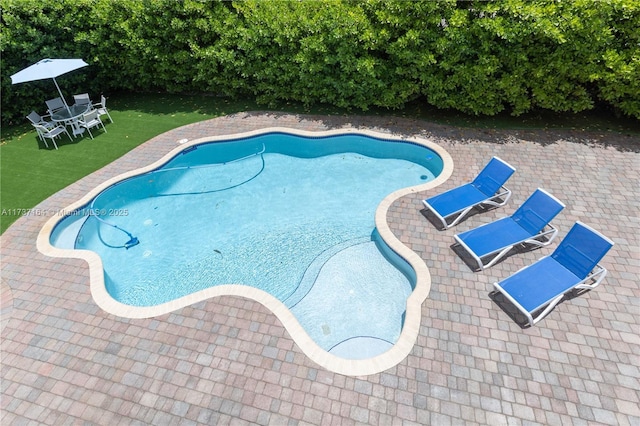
<box><xmin>471</xmin><ymin>157</ymin><xmax>516</xmax><ymax>197</ymax></box>
<box><xmin>512</xmin><ymin>188</ymin><xmax>565</xmax><ymax>235</ymax></box>
<box><xmin>551</xmin><ymin>221</ymin><xmax>614</xmax><ymax>279</ymax></box>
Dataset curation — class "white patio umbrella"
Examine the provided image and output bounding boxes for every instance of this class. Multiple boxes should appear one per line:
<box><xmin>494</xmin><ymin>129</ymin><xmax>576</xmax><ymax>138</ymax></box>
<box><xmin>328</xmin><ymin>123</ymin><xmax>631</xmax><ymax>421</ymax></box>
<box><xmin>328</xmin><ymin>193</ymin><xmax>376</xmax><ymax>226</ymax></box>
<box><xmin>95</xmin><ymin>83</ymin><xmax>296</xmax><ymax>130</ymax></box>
<box><xmin>10</xmin><ymin>58</ymin><xmax>89</xmax><ymax>114</ymax></box>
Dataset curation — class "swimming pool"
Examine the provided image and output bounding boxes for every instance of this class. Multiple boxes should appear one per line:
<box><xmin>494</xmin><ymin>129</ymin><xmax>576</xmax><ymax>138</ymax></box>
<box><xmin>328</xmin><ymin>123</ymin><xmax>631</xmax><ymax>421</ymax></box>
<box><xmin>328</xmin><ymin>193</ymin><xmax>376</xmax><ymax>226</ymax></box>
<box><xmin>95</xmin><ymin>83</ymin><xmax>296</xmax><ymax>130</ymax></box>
<box><xmin>39</xmin><ymin>128</ymin><xmax>453</xmax><ymax>375</ymax></box>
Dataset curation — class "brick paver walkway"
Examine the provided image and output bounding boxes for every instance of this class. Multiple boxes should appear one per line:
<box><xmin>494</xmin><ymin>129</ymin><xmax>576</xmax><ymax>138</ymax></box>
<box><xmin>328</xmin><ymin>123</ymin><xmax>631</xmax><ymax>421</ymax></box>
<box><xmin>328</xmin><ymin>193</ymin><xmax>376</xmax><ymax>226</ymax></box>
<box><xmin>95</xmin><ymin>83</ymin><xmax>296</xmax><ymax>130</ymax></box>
<box><xmin>2</xmin><ymin>112</ymin><xmax>639</xmax><ymax>425</ymax></box>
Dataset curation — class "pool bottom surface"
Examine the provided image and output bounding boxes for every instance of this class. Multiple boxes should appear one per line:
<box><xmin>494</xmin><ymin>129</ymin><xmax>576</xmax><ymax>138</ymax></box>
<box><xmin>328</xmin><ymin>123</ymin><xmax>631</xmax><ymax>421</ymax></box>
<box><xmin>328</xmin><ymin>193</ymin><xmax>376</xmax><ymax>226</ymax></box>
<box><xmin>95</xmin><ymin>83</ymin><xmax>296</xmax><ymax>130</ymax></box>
<box><xmin>71</xmin><ymin>150</ymin><xmax>429</xmax><ymax>357</ymax></box>
<box><xmin>291</xmin><ymin>241</ymin><xmax>410</xmax><ymax>358</ymax></box>
<box><xmin>38</xmin><ymin>129</ymin><xmax>450</xmax><ymax>375</ymax></box>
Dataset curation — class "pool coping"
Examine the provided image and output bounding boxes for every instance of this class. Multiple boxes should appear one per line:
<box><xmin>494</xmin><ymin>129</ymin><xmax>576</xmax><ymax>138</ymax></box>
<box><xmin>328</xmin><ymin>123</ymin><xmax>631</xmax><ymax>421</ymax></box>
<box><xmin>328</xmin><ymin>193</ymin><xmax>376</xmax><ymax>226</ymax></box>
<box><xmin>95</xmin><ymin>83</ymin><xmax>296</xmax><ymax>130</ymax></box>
<box><xmin>36</xmin><ymin>127</ymin><xmax>453</xmax><ymax>376</ymax></box>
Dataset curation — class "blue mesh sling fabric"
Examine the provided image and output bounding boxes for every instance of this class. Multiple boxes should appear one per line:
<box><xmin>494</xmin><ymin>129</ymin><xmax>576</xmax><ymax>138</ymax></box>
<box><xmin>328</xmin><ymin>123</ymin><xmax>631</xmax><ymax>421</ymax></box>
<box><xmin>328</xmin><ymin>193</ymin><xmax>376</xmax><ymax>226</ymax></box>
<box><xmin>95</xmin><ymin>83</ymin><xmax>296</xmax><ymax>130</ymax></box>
<box><xmin>511</xmin><ymin>189</ymin><xmax>565</xmax><ymax>235</ymax></box>
<box><xmin>551</xmin><ymin>222</ymin><xmax>614</xmax><ymax>279</ymax></box>
<box><xmin>471</xmin><ymin>157</ymin><xmax>516</xmax><ymax>197</ymax></box>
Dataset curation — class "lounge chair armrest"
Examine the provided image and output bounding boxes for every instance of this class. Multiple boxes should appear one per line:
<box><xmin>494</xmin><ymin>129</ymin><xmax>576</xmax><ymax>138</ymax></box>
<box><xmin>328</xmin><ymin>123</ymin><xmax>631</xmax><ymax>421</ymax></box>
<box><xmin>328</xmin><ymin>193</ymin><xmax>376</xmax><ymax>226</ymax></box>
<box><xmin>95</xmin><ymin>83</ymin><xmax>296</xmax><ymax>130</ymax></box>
<box><xmin>495</xmin><ymin>185</ymin><xmax>511</xmax><ymax>198</ymax></box>
<box><xmin>486</xmin><ymin>185</ymin><xmax>512</xmax><ymax>207</ymax></box>
<box><xmin>522</xmin><ymin>224</ymin><xmax>559</xmax><ymax>247</ymax></box>
<box><xmin>539</xmin><ymin>223</ymin><xmax>557</xmax><ymax>236</ymax></box>
<box><xmin>575</xmin><ymin>264</ymin><xmax>608</xmax><ymax>291</ymax></box>
<box><xmin>422</xmin><ymin>198</ymin><xmax>475</xmax><ymax>230</ymax></box>
<box><xmin>531</xmin><ymin>265</ymin><xmax>608</xmax><ymax>326</ymax></box>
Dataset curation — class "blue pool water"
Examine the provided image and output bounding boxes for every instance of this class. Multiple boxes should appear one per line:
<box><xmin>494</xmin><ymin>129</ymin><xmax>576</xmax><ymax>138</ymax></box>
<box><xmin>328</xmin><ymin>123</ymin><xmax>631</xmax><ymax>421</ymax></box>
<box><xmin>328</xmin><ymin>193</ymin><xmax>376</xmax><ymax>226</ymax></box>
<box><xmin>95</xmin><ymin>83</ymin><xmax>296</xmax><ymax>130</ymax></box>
<box><xmin>51</xmin><ymin>133</ymin><xmax>442</xmax><ymax>358</ymax></box>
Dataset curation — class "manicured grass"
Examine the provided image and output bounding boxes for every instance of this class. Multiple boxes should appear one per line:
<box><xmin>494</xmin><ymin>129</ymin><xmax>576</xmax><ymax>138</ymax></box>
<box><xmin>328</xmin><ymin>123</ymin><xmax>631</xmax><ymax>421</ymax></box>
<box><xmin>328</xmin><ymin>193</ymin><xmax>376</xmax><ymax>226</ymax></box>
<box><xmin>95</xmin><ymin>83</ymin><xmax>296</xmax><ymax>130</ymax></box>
<box><xmin>0</xmin><ymin>93</ymin><xmax>264</xmax><ymax>233</ymax></box>
<box><xmin>1</xmin><ymin>92</ymin><xmax>638</xmax><ymax>234</ymax></box>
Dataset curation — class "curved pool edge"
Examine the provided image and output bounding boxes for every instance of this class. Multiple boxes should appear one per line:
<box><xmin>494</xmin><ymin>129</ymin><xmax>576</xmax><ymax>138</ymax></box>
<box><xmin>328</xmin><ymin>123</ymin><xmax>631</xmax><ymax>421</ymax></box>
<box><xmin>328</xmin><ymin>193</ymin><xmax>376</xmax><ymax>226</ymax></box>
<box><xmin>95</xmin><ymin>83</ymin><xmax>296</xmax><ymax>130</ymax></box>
<box><xmin>36</xmin><ymin>127</ymin><xmax>454</xmax><ymax>376</ymax></box>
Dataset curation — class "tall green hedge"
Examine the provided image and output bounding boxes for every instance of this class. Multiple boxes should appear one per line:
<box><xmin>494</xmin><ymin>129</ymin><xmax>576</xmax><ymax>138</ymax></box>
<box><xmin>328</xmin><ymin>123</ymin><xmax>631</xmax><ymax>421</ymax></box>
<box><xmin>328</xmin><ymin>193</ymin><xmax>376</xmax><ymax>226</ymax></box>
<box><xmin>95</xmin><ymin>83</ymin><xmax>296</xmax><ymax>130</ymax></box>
<box><xmin>2</xmin><ymin>0</ymin><xmax>638</xmax><ymax>126</ymax></box>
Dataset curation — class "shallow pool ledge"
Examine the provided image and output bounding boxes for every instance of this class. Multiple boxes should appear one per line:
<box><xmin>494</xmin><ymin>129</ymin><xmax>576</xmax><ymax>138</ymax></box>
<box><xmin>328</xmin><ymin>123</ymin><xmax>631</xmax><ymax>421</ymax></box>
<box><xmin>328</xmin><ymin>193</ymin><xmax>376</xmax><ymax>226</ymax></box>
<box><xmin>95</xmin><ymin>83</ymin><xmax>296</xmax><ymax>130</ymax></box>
<box><xmin>37</xmin><ymin>127</ymin><xmax>454</xmax><ymax>376</ymax></box>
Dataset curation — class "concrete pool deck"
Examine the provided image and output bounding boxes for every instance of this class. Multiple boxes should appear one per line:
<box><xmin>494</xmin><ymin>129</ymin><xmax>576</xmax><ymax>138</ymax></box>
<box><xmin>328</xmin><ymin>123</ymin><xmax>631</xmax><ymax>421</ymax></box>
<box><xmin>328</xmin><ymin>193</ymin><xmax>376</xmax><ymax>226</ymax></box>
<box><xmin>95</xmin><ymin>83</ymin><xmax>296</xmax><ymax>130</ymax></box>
<box><xmin>1</xmin><ymin>112</ymin><xmax>639</xmax><ymax>424</ymax></box>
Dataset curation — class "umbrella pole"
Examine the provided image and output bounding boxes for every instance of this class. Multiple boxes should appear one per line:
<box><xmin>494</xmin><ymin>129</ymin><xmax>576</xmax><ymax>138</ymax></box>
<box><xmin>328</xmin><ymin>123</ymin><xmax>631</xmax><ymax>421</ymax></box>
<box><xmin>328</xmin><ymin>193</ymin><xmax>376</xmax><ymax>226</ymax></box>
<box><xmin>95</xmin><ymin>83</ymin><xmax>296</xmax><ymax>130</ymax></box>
<box><xmin>53</xmin><ymin>77</ymin><xmax>72</xmax><ymax>115</ymax></box>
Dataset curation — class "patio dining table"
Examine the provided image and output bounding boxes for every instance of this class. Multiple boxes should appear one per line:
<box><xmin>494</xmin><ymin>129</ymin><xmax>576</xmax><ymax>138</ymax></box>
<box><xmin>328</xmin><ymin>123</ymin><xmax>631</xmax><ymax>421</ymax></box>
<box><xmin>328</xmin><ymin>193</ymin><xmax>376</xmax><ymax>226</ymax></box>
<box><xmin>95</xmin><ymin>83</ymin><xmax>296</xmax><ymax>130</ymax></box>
<box><xmin>51</xmin><ymin>104</ymin><xmax>90</xmax><ymax>137</ymax></box>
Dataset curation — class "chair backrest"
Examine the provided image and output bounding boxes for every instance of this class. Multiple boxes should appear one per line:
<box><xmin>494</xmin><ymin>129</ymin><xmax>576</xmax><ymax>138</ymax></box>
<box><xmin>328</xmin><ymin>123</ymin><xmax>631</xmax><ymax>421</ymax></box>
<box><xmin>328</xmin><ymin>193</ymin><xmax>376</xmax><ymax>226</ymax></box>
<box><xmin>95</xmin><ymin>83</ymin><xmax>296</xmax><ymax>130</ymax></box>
<box><xmin>551</xmin><ymin>221</ymin><xmax>614</xmax><ymax>279</ymax></box>
<box><xmin>100</xmin><ymin>95</ymin><xmax>107</xmax><ymax>108</ymax></box>
<box><xmin>27</xmin><ymin>111</ymin><xmax>43</xmax><ymax>125</ymax></box>
<box><xmin>511</xmin><ymin>188</ymin><xmax>565</xmax><ymax>235</ymax></box>
<box><xmin>83</xmin><ymin>109</ymin><xmax>99</xmax><ymax>121</ymax></box>
<box><xmin>74</xmin><ymin>93</ymin><xmax>91</xmax><ymax>105</ymax></box>
<box><xmin>471</xmin><ymin>157</ymin><xmax>516</xmax><ymax>197</ymax></box>
<box><xmin>46</xmin><ymin>97</ymin><xmax>65</xmax><ymax>110</ymax></box>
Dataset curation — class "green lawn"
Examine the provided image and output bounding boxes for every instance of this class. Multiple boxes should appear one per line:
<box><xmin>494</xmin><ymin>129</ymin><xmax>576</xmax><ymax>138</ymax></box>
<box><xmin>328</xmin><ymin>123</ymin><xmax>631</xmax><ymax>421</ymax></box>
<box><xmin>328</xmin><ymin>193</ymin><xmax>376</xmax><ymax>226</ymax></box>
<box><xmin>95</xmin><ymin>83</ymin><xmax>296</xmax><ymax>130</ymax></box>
<box><xmin>1</xmin><ymin>93</ymin><xmax>638</xmax><ymax>234</ymax></box>
<box><xmin>0</xmin><ymin>93</ymin><xmax>265</xmax><ymax>233</ymax></box>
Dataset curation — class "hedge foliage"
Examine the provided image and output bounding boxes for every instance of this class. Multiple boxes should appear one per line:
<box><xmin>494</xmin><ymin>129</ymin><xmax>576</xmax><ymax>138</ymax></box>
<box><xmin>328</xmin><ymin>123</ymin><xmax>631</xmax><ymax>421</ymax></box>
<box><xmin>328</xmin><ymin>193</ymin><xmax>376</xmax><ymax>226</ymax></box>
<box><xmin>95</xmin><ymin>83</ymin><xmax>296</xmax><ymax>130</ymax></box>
<box><xmin>2</xmin><ymin>0</ymin><xmax>639</xmax><ymax>125</ymax></box>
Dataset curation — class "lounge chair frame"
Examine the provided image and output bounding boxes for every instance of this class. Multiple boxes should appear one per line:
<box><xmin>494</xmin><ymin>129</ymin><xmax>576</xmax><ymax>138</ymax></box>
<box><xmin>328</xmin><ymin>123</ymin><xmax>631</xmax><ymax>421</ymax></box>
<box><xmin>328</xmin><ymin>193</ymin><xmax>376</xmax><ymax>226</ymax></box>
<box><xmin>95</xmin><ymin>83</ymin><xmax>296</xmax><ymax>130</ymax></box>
<box><xmin>421</xmin><ymin>156</ymin><xmax>515</xmax><ymax>230</ymax></box>
<box><xmin>491</xmin><ymin>221</ymin><xmax>614</xmax><ymax>327</ymax></box>
<box><xmin>424</xmin><ymin>186</ymin><xmax>513</xmax><ymax>230</ymax></box>
<box><xmin>456</xmin><ymin>223</ymin><xmax>559</xmax><ymax>271</ymax></box>
<box><xmin>493</xmin><ymin>261</ymin><xmax>608</xmax><ymax>327</ymax></box>
<box><xmin>453</xmin><ymin>188</ymin><xmax>565</xmax><ymax>270</ymax></box>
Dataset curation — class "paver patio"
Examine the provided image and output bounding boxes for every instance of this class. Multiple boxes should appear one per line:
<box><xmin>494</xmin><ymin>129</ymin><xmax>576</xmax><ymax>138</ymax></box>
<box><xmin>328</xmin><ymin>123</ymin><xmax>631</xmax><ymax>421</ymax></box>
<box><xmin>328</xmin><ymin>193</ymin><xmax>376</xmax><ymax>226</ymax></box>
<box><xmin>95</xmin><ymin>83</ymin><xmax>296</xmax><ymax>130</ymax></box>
<box><xmin>1</xmin><ymin>112</ymin><xmax>639</xmax><ymax>425</ymax></box>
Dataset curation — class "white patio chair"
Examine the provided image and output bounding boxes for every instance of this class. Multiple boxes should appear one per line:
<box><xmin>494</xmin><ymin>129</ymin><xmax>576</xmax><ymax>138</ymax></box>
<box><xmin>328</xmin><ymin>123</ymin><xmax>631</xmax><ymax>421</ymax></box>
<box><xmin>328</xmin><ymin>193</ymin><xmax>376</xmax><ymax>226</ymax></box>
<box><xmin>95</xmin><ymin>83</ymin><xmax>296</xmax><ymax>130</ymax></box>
<box><xmin>77</xmin><ymin>109</ymin><xmax>107</xmax><ymax>139</ymax></box>
<box><xmin>45</xmin><ymin>97</ymin><xmax>66</xmax><ymax>115</ymax></box>
<box><xmin>422</xmin><ymin>157</ymin><xmax>516</xmax><ymax>229</ymax></box>
<box><xmin>33</xmin><ymin>123</ymin><xmax>72</xmax><ymax>150</ymax></box>
<box><xmin>93</xmin><ymin>95</ymin><xmax>113</xmax><ymax>123</ymax></box>
<box><xmin>73</xmin><ymin>93</ymin><xmax>93</xmax><ymax>109</ymax></box>
<box><xmin>26</xmin><ymin>111</ymin><xmax>56</xmax><ymax>141</ymax></box>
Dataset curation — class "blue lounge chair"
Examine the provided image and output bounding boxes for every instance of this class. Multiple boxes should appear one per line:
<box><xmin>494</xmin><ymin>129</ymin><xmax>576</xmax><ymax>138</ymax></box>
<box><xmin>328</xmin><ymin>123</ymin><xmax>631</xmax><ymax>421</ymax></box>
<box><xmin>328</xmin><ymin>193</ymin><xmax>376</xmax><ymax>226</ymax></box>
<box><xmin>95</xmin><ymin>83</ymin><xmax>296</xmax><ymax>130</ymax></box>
<box><xmin>492</xmin><ymin>221</ymin><xmax>614</xmax><ymax>326</ymax></box>
<box><xmin>454</xmin><ymin>188</ymin><xmax>565</xmax><ymax>270</ymax></box>
<box><xmin>421</xmin><ymin>157</ymin><xmax>516</xmax><ymax>229</ymax></box>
